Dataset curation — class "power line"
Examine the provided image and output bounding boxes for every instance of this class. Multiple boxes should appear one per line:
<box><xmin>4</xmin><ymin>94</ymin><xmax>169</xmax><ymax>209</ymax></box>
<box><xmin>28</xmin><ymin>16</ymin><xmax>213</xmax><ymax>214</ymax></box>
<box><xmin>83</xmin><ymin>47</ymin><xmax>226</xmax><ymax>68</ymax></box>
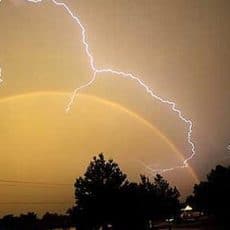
<box><xmin>0</xmin><ymin>201</ymin><xmax>73</xmax><ymax>205</ymax></box>
<box><xmin>0</xmin><ymin>179</ymin><xmax>72</xmax><ymax>186</ymax></box>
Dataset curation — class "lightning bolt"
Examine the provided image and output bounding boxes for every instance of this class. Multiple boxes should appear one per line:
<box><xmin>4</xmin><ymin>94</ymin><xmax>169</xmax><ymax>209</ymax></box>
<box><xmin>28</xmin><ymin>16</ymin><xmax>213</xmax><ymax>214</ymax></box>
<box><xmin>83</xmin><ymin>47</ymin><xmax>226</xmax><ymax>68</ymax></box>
<box><xmin>1</xmin><ymin>0</ymin><xmax>196</xmax><ymax>173</ymax></box>
<box><xmin>227</xmin><ymin>144</ymin><xmax>230</xmax><ymax>151</ymax></box>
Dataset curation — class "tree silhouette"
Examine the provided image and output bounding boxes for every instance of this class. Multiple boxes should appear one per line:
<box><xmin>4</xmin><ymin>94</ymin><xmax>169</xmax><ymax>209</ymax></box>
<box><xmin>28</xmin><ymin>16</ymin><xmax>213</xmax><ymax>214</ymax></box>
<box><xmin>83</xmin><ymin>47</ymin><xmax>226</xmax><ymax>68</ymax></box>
<box><xmin>41</xmin><ymin>212</ymin><xmax>72</xmax><ymax>229</ymax></box>
<box><xmin>137</xmin><ymin>174</ymin><xmax>180</xmax><ymax>226</ymax></box>
<box><xmin>0</xmin><ymin>212</ymin><xmax>73</xmax><ymax>230</ymax></box>
<box><xmin>73</xmin><ymin>153</ymin><xmax>127</xmax><ymax>229</ymax></box>
<box><xmin>19</xmin><ymin>212</ymin><xmax>37</xmax><ymax>229</ymax></box>
<box><xmin>72</xmin><ymin>153</ymin><xmax>180</xmax><ymax>230</ymax></box>
<box><xmin>187</xmin><ymin>165</ymin><xmax>230</xmax><ymax>225</ymax></box>
<box><xmin>0</xmin><ymin>213</ymin><xmax>38</xmax><ymax>230</ymax></box>
<box><xmin>153</xmin><ymin>174</ymin><xmax>180</xmax><ymax>219</ymax></box>
<box><xmin>0</xmin><ymin>215</ymin><xmax>18</xmax><ymax>230</ymax></box>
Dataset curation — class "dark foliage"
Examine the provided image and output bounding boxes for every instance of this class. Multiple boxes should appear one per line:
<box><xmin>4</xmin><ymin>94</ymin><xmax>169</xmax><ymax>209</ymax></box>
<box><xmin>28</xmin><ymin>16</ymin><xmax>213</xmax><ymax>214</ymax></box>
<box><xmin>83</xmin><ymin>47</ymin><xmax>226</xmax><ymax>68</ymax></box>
<box><xmin>41</xmin><ymin>212</ymin><xmax>72</xmax><ymax>229</ymax></box>
<box><xmin>72</xmin><ymin>153</ymin><xmax>128</xmax><ymax>229</ymax></box>
<box><xmin>0</xmin><ymin>213</ymin><xmax>38</xmax><ymax>230</ymax></box>
<box><xmin>187</xmin><ymin>165</ymin><xmax>230</xmax><ymax>225</ymax></box>
<box><xmin>71</xmin><ymin>153</ymin><xmax>180</xmax><ymax>230</ymax></box>
<box><xmin>0</xmin><ymin>212</ymin><xmax>72</xmax><ymax>230</ymax></box>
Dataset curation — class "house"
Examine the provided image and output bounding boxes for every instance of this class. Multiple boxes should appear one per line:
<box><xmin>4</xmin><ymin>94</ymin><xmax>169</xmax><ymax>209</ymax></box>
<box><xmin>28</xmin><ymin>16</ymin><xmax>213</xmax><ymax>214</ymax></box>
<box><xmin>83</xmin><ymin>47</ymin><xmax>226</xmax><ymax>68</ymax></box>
<box><xmin>180</xmin><ymin>205</ymin><xmax>203</xmax><ymax>221</ymax></box>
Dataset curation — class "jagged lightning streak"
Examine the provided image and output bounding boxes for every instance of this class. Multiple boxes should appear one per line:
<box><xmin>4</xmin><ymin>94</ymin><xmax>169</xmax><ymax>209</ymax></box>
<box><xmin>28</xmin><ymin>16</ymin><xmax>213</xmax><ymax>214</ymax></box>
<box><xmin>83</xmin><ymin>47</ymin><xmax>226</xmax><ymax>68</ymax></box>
<box><xmin>4</xmin><ymin>0</ymin><xmax>196</xmax><ymax>173</ymax></box>
<box><xmin>227</xmin><ymin>144</ymin><xmax>230</xmax><ymax>151</ymax></box>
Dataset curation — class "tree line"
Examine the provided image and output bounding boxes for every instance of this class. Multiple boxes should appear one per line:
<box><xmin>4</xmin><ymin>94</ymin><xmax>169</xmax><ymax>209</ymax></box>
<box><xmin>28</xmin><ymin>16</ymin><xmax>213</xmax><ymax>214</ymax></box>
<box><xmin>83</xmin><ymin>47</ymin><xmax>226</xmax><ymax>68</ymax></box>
<box><xmin>0</xmin><ymin>212</ymin><xmax>72</xmax><ymax>230</ymax></box>
<box><xmin>186</xmin><ymin>164</ymin><xmax>230</xmax><ymax>226</ymax></box>
<box><xmin>70</xmin><ymin>154</ymin><xmax>180</xmax><ymax>229</ymax></box>
<box><xmin>0</xmin><ymin>153</ymin><xmax>229</xmax><ymax>229</ymax></box>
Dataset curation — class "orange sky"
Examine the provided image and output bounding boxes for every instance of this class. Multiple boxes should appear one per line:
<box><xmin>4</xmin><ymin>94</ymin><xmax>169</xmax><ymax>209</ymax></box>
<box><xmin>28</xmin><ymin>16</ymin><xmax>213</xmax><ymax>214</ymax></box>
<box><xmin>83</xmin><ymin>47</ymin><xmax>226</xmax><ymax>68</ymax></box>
<box><xmin>0</xmin><ymin>92</ymin><xmax>197</xmax><ymax>216</ymax></box>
